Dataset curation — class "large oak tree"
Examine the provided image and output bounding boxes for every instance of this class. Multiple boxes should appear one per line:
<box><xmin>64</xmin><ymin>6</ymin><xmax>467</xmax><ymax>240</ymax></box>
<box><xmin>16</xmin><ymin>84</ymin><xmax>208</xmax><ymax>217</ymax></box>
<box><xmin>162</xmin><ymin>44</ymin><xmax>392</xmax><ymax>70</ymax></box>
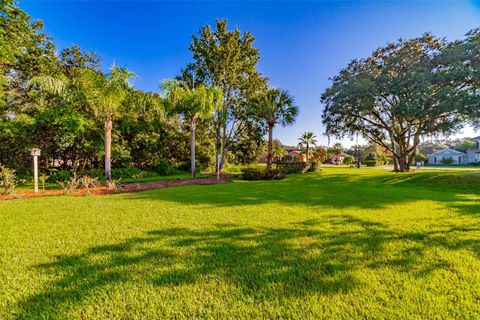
<box><xmin>322</xmin><ymin>34</ymin><xmax>471</xmax><ymax>172</ymax></box>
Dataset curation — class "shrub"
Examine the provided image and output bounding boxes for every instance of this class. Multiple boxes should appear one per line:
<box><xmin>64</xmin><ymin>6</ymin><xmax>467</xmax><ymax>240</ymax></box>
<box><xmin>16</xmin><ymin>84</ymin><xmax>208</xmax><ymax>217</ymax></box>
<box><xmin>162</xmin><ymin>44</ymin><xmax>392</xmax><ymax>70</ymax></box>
<box><xmin>16</xmin><ymin>171</ymin><xmax>32</xmax><ymax>185</ymax></box>
<box><xmin>0</xmin><ymin>165</ymin><xmax>16</xmax><ymax>196</ymax></box>
<box><xmin>241</xmin><ymin>167</ymin><xmax>265</xmax><ymax>180</ymax></box>
<box><xmin>269</xmin><ymin>169</ymin><xmax>286</xmax><ymax>180</ymax></box>
<box><xmin>83</xmin><ymin>167</ymin><xmax>145</xmax><ymax>180</ymax></box>
<box><xmin>365</xmin><ymin>160</ymin><xmax>378</xmax><ymax>167</ymax></box>
<box><xmin>241</xmin><ymin>167</ymin><xmax>285</xmax><ymax>180</ymax></box>
<box><xmin>276</xmin><ymin>162</ymin><xmax>307</xmax><ymax>174</ymax></box>
<box><xmin>343</xmin><ymin>155</ymin><xmax>354</xmax><ymax>165</ymax></box>
<box><xmin>39</xmin><ymin>174</ymin><xmax>49</xmax><ymax>191</ymax></box>
<box><xmin>106</xmin><ymin>179</ymin><xmax>121</xmax><ymax>192</ymax></box>
<box><xmin>79</xmin><ymin>176</ymin><xmax>100</xmax><ymax>189</ymax></box>
<box><xmin>275</xmin><ymin>162</ymin><xmax>321</xmax><ymax>174</ymax></box>
<box><xmin>441</xmin><ymin>157</ymin><xmax>453</xmax><ymax>165</ymax></box>
<box><xmin>112</xmin><ymin>167</ymin><xmax>143</xmax><ymax>179</ymax></box>
<box><xmin>59</xmin><ymin>174</ymin><xmax>80</xmax><ymax>193</ymax></box>
<box><xmin>48</xmin><ymin>169</ymin><xmax>72</xmax><ymax>183</ymax></box>
<box><xmin>177</xmin><ymin>160</ymin><xmax>201</xmax><ymax>174</ymax></box>
<box><xmin>49</xmin><ymin>167</ymin><xmax>156</xmax><ymax>183</ymax></box>
<box><xmin>152</xmin><ymin>159</ymin><xmax>175</xmax><ymax>176</ymax></box>
<box><xmin>132</xmin><ymin>171</ymin><xmax>146</xmax><ymax>179</ymax></box>
<box><xmin>365</xmin><ymin>152</ymin><xmax>377</xmax><ymax>161</ymax></box>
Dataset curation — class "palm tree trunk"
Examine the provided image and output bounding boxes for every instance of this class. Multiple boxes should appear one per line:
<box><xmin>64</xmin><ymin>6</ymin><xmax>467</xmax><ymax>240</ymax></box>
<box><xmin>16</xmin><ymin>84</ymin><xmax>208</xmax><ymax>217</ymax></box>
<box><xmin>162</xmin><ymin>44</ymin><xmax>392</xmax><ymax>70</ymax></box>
<box><xmin>215</xmin><ymin>118</ymin><xmax>221</xmax><ymax>173</ymax></box>
<box><xmin>190</xmin><ymin>118</ymin><xmax>197</xmax><ymax>179</ymax></box>
<box><xmin>306</xmin><ymin>143</ymin><xmax>309</xmax><ymax>162</ymax></box>
<box><xmin>267</xmin><ymin>124</ymin><xmax>274</xmax><ymax>175</ymax></box>
<box><xmin>104</xmin><ymin>117</ymin><xmax>113</xmax><ymax>180</ymax></box>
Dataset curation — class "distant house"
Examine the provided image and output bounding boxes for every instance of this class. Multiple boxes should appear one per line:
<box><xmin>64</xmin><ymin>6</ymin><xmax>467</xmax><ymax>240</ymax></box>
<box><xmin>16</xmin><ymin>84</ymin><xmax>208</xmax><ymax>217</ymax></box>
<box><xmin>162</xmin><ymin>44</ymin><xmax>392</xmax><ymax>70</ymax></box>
<box><xmin>329</xmin><ymin>152</ymin><xmax>347</xmax><ymax>165</ymax></box>
<box><xmin>284</xmin><ymin>150</ymin><xmax>306</xmax><ymax>162</ymax></box>
<box><xmin>427</xmin><ymin>136</ymin><xmax>480</xmax><ymax>165</ymax></box>
<box><xmin>427</xmin><ymin>149</ymin><xmax>467</xmax><ymax>165</ymax></box>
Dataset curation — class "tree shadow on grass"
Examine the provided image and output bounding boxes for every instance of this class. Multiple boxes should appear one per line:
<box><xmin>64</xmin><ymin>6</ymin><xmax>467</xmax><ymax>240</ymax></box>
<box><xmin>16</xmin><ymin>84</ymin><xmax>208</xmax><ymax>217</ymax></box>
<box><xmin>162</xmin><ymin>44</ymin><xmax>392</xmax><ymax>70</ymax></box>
<box><xmin>124</xmin><ymin>171</ymin><xmax>480</xmax><ymax>216</ymax></box>
<box><xmin>14</xmin><ymin>215</ymin><xmax>480</xmax><ymax>318</ymax></box>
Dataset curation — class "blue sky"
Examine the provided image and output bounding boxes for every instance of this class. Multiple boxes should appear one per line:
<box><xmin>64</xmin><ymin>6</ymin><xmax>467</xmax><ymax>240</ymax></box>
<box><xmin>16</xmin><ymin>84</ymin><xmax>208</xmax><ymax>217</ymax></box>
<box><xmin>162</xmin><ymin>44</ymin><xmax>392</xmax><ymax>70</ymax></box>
<box><xmin>20</xmin><ymin>0</ymin><xmax>480</xmax><ymax>146</ymax></box>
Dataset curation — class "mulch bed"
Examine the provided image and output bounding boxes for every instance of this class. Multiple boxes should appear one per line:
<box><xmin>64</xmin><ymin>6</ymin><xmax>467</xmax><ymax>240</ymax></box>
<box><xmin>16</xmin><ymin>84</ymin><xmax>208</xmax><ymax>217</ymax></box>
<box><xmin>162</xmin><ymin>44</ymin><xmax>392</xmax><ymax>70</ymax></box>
<box><xmin>1</xmin><ymin>177</ymin><xmax>229</xmax><ymax>201</ymax></box>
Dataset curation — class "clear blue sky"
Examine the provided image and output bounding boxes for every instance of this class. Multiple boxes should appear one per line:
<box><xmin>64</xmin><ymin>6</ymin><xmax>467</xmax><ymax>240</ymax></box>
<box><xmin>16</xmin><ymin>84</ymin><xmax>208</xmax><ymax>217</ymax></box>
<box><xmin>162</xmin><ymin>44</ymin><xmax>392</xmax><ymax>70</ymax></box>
<box><xmin>20</xmin><ymin>0</ymin><xmax>480</xmax><ymax>147</ymax></box>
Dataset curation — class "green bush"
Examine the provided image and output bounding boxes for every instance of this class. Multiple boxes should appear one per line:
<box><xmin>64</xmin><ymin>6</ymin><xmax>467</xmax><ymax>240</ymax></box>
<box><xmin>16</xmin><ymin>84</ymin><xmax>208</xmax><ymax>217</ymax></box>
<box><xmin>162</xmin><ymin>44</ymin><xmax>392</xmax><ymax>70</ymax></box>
<box><xmin>48</xmin><ymin>167</ymin><xmax>156</xmax><ymax>183</ymax></box>
<box><xmin>365</xmin><ymin>160</ymin><xmax>378</xmax><ymax>167</ymax></box>
<box><xmin>365</xmin><ymin>152</ymin><xmax>377</xmax><ymax>161</ymax></box>
<box><xmin>0</xmin><ymin>165</ymin><xmax>16</xmax><ymax>196</ymax></box>
<box><xmin>276</xmin><ymin>162</ymin><xmax>307</xmax><ymax>174</ymax></box>
<box><xmin>441</xmin><ymin>157</ymin><xmax>453</xmax><ymax>165</ymax></box>
<box><xmin>47</xmin><ymin>169</ymin><xmax>72</xmax><ymax>183</ymax></box>
<box><xmin>111</xmin><ymin>168</ymin><xmax>144</xmax><ymax>179</ymax></box>
<box><xmin>276</xmin><ymin>162</ymin><xmax>321</xmax><ymax>174</ymax></box>
<box><xmin>177</xmin><ymin>160</ymin><xmax>201</xmax><ymax>174</ymax></box>
<box><xmin>152</xmin><ymin>159</ymin><xmax>176</xmax><ymax>176</ymax></box>
<box><xmin>241</xmin><ymin>167</ymin><xmax>265</xmax><ymax>180</ymax></box>
<box><xmin>343</xmin><ymin>155</ymin><xmax>354</xmax><ymax>165</ymax></box>
<box><xmin>75</xmin><ymin>168</ymin><xmax>140</xmax><ymax>180</ymax></box>
<box><xmin>241</xmin><ymin>167</ymin><xmax>285</xmax><ymax>180</ymax></box>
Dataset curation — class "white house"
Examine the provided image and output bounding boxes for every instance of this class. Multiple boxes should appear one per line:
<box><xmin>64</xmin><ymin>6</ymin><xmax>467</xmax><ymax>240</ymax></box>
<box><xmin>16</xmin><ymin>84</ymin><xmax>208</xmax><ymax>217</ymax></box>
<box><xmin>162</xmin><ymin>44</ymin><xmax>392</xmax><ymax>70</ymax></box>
<box><xmin>427</xmin><ymin>136</ymin><xmax>480</xmax><ymax>165</ymax></box>
<box><xmin>427</xmin><ymin>148</ymin><xmax>467</xmax><ymax>165</ymax></box>
<box><xmin>466</xmin><ymin>136</ymin><xmax>480</xmax><ymax>164</ymax></box>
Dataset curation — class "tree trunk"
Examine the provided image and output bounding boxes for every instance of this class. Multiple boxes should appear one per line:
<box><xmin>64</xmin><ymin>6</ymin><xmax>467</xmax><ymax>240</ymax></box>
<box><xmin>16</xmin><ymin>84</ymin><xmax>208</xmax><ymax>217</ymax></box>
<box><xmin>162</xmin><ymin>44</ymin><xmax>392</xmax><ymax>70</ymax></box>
<box><xmin>266</xmin><ymin>124</ymin><xmax>274</xmax><ymax>175</ymax></box>
<box><xmin>104</xmin><ymin>117</ymin><xmax>113</xmax><ymax>180</ymax></box>
<box><xmin>215</xmin><ymin>119</ymin><xmax>221</xmax><ymax>173</ymax></box>
<box><xmin>389</xmin><ymin>130</ymin><xmax>399</xmax><ymax>172</ymax></box>
<box><xmin>190</xmin><ymin>118</ymin><xmax>197</xmax><ymax>179</ymax></box>
<box><xmin>398</xmin><ymin>154</ymin><xmax>408</xmax><ymax>172</ymax></box>
<box><xmin>393</xmin><ymin>156</ymin><xmax>399</xmax><ymax>172</ymax></box>
<box><xmin>219</xmin><ymin>125</ymin><xmax>228</xmax><ymax>171</ymax></box>
<box><xmin>306</xmin><ymin>143</ymin><xmax>309</xmax><ymax>162</ymax></box>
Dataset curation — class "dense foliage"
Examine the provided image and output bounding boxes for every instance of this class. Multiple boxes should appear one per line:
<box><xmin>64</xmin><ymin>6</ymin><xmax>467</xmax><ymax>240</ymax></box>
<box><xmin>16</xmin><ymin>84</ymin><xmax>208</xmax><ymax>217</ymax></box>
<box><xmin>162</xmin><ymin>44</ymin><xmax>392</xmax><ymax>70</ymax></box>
<box><xmin>322</xmin><ymin>33</ymin><xmax>479</xmax><ymax>171</ymax></box>
<box><xmin>0</xmin><ymin>5</ymin><xmax>277</xmax><ymax>180</ymax></box>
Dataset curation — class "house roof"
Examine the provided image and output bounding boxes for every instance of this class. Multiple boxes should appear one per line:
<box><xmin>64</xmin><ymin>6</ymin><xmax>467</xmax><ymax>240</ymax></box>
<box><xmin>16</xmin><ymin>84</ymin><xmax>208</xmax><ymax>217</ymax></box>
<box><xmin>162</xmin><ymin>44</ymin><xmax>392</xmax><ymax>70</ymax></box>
<box><xmin>287</xmin><ymin>150</ymin><xmax>304</xmax><ymax>157</ymax></box>
<box><xmin>428</xmin><ymin>148</ymin><xmax>467</xmax><ymax>156</ymax></box>
<box><xmin>331</xmin><ymin>152</ymin><xmax>347</xmax><ymax>157</ymax></box>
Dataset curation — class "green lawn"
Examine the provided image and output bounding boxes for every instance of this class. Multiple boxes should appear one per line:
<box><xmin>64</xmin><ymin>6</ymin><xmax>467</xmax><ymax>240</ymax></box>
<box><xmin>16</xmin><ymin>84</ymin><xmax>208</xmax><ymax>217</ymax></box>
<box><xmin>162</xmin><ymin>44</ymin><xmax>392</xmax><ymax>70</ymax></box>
<box><xmin>1</xmin><ymin>168</ymin><xmax>480</xmax><ymax>319</ymax></box>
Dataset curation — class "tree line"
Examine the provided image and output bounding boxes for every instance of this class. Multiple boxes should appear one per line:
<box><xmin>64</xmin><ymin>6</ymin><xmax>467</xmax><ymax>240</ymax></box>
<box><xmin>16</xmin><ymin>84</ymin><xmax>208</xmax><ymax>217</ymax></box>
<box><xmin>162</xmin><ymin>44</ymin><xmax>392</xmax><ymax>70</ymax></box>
<box><xmin>3</xmin><ymin>0</ymin><xmax>480</xmax><ymax>179</ymax></box>
<box><xmin>1</xmin><ymin>1</ymin><xmax>298</xmax><ymax>180</ymax></box>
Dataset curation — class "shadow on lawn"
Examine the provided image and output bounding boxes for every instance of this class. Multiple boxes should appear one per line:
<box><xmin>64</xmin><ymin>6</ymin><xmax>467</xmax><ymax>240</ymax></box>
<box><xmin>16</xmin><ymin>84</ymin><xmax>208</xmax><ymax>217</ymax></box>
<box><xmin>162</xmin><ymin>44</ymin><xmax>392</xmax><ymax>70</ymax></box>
<box><xmin>125</xmin><ymin>171</ymin><xmax>480</xmax><ymax>215</ymax></box>
<box><xmin>15</xmin><ymin>215</ymin><xmax>480</xmax><ymax>318</ymax></box>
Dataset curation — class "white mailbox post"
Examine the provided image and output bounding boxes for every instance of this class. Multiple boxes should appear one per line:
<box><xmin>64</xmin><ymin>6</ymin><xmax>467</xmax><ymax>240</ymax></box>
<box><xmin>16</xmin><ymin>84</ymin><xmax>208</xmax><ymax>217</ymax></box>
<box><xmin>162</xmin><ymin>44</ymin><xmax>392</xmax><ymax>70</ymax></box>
<box><xmin>31</xmin><ymin>148</ymin><xmax>41</xmax><ymax>193</ymax></box>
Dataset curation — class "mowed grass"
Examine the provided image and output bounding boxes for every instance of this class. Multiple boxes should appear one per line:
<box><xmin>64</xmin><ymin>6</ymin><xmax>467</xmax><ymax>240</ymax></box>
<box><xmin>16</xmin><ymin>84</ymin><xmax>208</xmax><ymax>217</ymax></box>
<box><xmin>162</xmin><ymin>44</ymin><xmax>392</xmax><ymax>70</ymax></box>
<box><xmin>1</xmin><ymin>168</ymin><xmax>480</xmax><ymax>319</ymax></box>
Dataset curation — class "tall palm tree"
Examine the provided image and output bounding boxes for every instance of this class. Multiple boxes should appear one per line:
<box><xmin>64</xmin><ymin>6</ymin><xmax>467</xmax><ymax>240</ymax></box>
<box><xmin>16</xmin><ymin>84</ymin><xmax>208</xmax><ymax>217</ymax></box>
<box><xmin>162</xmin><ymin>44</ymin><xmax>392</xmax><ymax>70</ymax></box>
<box><xmin>162</xmin><ymin>80</ymin><xmax>222</xmax><ymax>179</ymax></box>
<box><xmin>298</xmin><ymin>131</ymin><xmax>317</xmax><ymax>162</ymax></box>
<box><xmin>28</xmin><ymin>65</ymin><xmax>134</xmax><ymax>180</ymax></box>
<box><xmin>251</xmin><ymin>88</ymin><xmax>298</xmax><ymax>175</ymax></box>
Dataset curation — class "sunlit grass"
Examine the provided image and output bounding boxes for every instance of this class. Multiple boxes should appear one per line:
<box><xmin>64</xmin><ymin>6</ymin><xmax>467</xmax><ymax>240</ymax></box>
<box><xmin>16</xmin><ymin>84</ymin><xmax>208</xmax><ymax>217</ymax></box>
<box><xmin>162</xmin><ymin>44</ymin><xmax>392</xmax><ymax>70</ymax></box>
<box><xmin>1</xmin><ymin>167</ymin><xmax>479</xmax><ymax>319</ymax></box>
